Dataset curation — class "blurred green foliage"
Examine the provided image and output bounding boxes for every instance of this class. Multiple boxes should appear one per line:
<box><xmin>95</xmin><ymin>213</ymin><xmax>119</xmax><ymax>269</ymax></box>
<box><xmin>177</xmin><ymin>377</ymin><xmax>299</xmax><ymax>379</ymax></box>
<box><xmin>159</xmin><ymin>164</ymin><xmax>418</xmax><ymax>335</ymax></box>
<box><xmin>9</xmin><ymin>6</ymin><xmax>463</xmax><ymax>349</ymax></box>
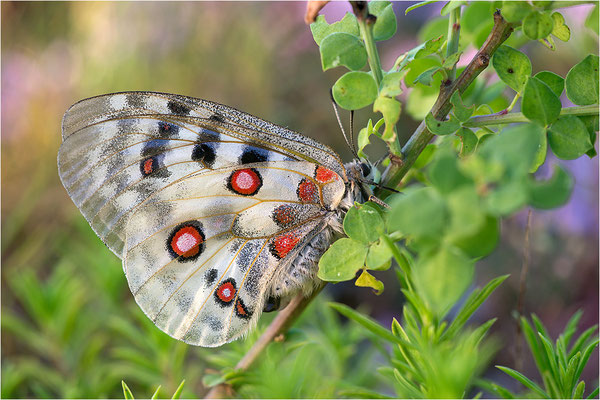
<box><xmin>2</xmin><ymin>1</ymin><xmax>598</xmax><ymax>399</ymax></box>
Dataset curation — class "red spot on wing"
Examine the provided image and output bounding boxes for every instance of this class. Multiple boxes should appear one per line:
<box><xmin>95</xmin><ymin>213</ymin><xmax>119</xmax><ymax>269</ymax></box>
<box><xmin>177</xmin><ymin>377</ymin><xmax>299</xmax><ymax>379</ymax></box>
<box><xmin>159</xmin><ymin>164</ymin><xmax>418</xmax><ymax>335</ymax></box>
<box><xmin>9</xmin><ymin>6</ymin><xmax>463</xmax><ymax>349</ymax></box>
<box><xmin>170</xmin><ymin>225</ymin><xmax>203</xmax><ymax>258</ymax></box>
<box><xmin>272</xmin><ymin>205</ymin><xmax>295</xmax><ymax>227</ymax></box>
<box><xmin>216</xmin><ymin>281</ymin><xmax>236</xmax><ymax>303</ymax></box>
<box><xmin>235</xmin><ymin>298</ymin><xmax>252</xmax><ymax>319</ymax></box>
<box><xmin>271</xmin><ymin>232</ymin><xmax>301</xmax><ymax>259</ymax></box>
<box><xmin>143</xmin><ymin>158</ymin><xmax>154</xmax><ymax>175</ymax></box>
<box><xmin>315</xmin><ymin>166</ymin><xmax>337</xmax><ymax>183</ymax></box>
<box><xmin>297</xmin><ymin>179</ymin><xmax>319</xmax><ymax>203</ymax></box>
<box><xmin>228</xmin><ymin>168</ymin><xmax>262</xmax><ymax>196</ymax></box>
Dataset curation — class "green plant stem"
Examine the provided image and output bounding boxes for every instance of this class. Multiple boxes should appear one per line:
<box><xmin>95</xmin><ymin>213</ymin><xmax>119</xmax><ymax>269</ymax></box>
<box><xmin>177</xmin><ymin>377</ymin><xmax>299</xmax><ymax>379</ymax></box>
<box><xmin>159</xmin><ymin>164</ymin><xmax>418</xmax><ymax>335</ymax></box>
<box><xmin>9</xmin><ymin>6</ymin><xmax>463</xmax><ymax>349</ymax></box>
<box><xmin>358</xmin><ymin>15</ymin><xmax>384</xmax><ymax>86</ymax></box>
<box><xmin>446</xmin><ymin>6</ymin><xmax>461</xmax><ymax>81</ymax></box>
<box><xmin>463</xmin><ymin>105</ymin><xmax>599</xmax><ymax>128</ymax></box>
<box><xmin>379</xmin><ymin>10</ymin><xmax>514</xmax><ymax>194</ymax></box>
<box><xmin>505</xmin><ymin>93</ymin><xmax>521</xmax><ymax>113</ymax></box>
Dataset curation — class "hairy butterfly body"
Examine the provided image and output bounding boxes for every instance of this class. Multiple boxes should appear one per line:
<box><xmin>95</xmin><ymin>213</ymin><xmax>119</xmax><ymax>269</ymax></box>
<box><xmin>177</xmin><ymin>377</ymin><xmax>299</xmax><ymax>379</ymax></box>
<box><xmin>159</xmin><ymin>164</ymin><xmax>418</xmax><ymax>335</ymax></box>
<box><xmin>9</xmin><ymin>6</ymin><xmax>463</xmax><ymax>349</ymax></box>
<box><xmin>58</xmin><ymin>92</ymin><xmax>372</xmax><ymax>347</ymax></box>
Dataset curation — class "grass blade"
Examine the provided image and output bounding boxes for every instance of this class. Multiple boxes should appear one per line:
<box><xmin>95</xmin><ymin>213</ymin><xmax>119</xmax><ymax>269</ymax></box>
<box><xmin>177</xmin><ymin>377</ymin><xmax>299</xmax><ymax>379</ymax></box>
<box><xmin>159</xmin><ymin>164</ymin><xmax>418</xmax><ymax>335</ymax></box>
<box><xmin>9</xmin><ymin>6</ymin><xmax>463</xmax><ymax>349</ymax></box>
<box><xmin>171</xmin><ymin>380</ymin><xmax>185</xmax><ymax>400</ymax></box>
<box><xmin>122</xmin><ymin>381</ymin><xmax>134</xmax><ymax>400</ymax></box>
<box><xmin>329</xmin><ymin>302</ymin><xmax>415</xmax><ymax>349</ymax></box>
<box><xmin>496</xmin><ymin>366</ymin><xmax>548</xmax><ymax>398</ymax></box>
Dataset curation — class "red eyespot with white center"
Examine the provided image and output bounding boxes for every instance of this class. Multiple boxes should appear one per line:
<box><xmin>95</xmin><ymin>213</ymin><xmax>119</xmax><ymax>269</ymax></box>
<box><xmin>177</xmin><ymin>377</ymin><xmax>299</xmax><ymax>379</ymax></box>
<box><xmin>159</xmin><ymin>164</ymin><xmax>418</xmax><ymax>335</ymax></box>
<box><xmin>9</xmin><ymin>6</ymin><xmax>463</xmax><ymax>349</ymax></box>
<box><xmin>227</xmin><ymin>168</ymin><xmax>262</xmax><ymax>196</ymax></box>
<box><xmin>214</xmin><ymin>278</ymin><xmax>237</xmax><ymax>306</ymax></box>
<box><xmin>297</xmin><ymin>179</ymin><xmax>319</xmax><ymax>203</ymax></box>
<box><xmin>270</xmin><ymin>232</ymin><xmax>301</xmax><ymax>259</ymax></box>
<box><xmin>167</xmin><ymin>221</ymin><xmax>205</xmax><ymax>261</ymax></box>
<box><xmin>315</xmin><ymin>166</ymin><xmax>338</xmax><ymax>183</ymax></box>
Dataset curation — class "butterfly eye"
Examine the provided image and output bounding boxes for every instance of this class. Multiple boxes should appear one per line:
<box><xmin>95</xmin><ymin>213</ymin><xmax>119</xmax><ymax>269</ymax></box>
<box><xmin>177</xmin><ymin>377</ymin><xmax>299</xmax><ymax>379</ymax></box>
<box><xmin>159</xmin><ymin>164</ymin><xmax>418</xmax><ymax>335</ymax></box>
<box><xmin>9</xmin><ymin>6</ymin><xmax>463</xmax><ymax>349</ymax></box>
<box><xmin>263</xmin><ymin>296</ymin><xmax>281</xmax><ymax>312</ymax></box>
<box><xmin>360</xmin><ymin>162</ymin><xmax>371</xmax><ymax>177</ymax></box>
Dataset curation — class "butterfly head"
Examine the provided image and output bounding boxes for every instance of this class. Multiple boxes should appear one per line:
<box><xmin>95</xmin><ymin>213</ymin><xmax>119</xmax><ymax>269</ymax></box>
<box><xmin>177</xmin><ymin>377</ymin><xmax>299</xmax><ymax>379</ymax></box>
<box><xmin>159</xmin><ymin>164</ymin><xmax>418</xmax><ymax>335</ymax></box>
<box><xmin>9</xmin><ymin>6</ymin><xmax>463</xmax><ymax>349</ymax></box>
<box><xmin>344</xmin><ymin>159</ymin><xmax>376</xmax><ymax>205</ymax></box>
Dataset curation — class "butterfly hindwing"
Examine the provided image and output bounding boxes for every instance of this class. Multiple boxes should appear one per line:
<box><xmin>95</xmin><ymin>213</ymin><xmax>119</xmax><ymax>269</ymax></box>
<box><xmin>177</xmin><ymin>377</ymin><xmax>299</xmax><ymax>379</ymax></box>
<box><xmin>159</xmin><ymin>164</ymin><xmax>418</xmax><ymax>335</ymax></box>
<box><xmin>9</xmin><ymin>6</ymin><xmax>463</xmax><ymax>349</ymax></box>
<box><xmin>123</xmin><ymin>162</ymin><xmax>344</xmax><ymax>346</ymax></box>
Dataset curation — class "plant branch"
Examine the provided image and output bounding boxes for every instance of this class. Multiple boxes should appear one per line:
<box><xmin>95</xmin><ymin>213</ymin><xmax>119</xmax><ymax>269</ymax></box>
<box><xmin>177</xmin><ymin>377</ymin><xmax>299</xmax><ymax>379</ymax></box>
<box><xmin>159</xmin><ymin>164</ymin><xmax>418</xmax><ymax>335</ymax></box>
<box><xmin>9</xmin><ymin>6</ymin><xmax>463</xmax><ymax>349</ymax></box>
<box><xmin>463</xmin><ymin>105</ymin><xmax>600</xmax><ymax>128</ymax></box>
<box><xmin>204</xmin><ymin>285</ymin><xmax>325</xmax><ymax>399</ymax></box>
<box><xmin>353</xmin><ymin>1</ymin><xmax>384</xmax><ymax>86</ymax></box>
<box><xmin>378</xmin><ymin>10</ymin><xmax>514</xmax><ymax>194</ymax></box>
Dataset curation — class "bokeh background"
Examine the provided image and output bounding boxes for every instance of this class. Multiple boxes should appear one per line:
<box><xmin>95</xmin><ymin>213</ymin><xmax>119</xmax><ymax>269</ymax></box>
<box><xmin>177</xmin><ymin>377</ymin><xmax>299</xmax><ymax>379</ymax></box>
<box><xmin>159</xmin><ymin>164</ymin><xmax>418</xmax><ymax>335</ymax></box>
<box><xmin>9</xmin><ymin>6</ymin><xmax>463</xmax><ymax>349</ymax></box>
<box><xmin>2</xmin><ymin>1</ymin><xmax>598</xmax><ymax>398</ymax></box>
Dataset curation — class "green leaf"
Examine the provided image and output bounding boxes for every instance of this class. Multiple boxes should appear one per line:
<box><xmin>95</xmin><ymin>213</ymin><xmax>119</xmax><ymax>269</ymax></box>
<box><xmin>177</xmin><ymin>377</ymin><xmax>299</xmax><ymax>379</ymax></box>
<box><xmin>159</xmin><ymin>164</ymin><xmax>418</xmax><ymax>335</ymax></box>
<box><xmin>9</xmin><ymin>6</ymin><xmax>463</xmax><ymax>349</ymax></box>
<box><xmin>548</xmin><ymin>116</ymin><xmax>594</xmax><ymax>160</ymax></box>
<box><xmin>492</xmin><ymin>45</ymin><xmax>532</xmax><ymax>93</ymax></box>
<box><xmin>451</xmin><ymin>91</ymin><xmax>475</xmax><ymax>122</ymax></box>
<box><xmin>551</xmin><ymin>12</ymin><xmax>570</xmax><ymax>41</ymax></box>
<box><xmin>387</xmin><ymin>187</ymin><xmax>448</xmax><ymax>239</ymax></box>
<box><xmin>328</xmin><ymin>302</ymin><xmax>412</xmax><ymax>346</ymax></box>
<box><xmin>373</xmin><ymin>96</ymin><xmax>401</xmax><ymax>141</ymax></box>
<box><xmin>445</xmin><ymin>275</ymin><xmax>508</xmax><ymax>339</ymax></box>
<box><xmin>530</xmin><ymin>126</ymin><xmax>548</xmax><ymax>173</ymax></box>
<box><xmin>523</xmin><ymin>11</ymin><xmax>554</xmax><ymax>40</ymax></box>
<box><xmin>344</xmin><ymin>203</ymin><xmax>384</xmax><ymax>243</ymax></box>
<box><xmin>585</xmin><ymin>5</ymin><xmax>599</xmax><ymax>35</ymax></box>
<box><xmin>586</xmin><ymin>387</ymin><xmax>599</xmax><ymax>400</ymax></box>
<box><xmin>355</xmin><ymin>269</ymin><xmax>384</xmax><ymax>295</ymax></box>
<box><xmin>452</xmin><ymin>215</ymin><xmax>500</xmax><ymax>258</ymax></box>
<box><xmin>486</xmin><ymin>179</ymin><xmax>529</xmax><ymax>216</ymax></box>
<box><xmin>440</xmin><ymin>0</ymin><xmax>467</xmax><ymax>16</ymax></box>
<box><xmin>151</xmin><ymin>386</ymin><xmax>162</xmax><ymax>400</ymax></box>
<box><xmin>425</xmin><ymin>112</ymin><xmax>461</xmax><ymax>136</ymax></box>
<box><xmin>566</xmin><ymin>54</ymin><xmax>600</xmax><ymax>106</ymax></box>
<box><xmin>405</xmin><ymin>1</ymin><xmax>437</xmax><ymax>15</ymax></box>
<box><xmin>318</xmin><ymin>238</ymin><xmax>367</xmax><ymax>282</ymax></box>
<box><xmin>534</xmin><ymin>71</ymin><xmax>564</xmax><ymax>98</ymax></box>
<box><xmin>501</xmin><ymin>1</ymin><xmax>533</xmax><ymax>23</ymax></box>
<box><xmin>574</xmin><ymin>381</ymin><xmax>586</xmax><ymax>399</ymax></box>
<box><xmin>442</xmin><ymin>52</ymin><xmax>462</xmax><ymax>69</ymax></box>
<box><xmin>171</xmin><ymin>380</ymin><xmax>185</xmax><ymax>400</ymax></box>
<box><xmin>529</xmin><ymin>165</ymin><xmax>573</xmax><ymax>209</ymax></box>
<box><xmin>122</xmin><ymin>381</ymin><xmax>134</xmax><ymax>400</ymax></box>
<box><xmin>310</xmin><ymin>13</ymin><xmax>360</xmax><ymax>46</ymax></box>
<box><xmin>496</xmin><ymin>366</ymin><xmax>548</xmax><ymax>398</ymax></box>
<box><xmin>414</xmin><ymin>66</ymin><xmax>442</xmax><ymax>86</ymax></box>
<box><xmin>202</xmin><ymin>374</ymin><xmax>224</xmax><ymax>388</ymax></box>
<box><xmin>428</xmin><ymin>150</ymin><xmax>471</xmax><ymax>193</ymax></box>
<box><xmin>446</xmin><ymin>186</ymin><xmax>485</xmax><ymax>242</ymax></box>
<box><xmin>456</xmin><ymin>128</ymin><xmax>478</xmax><ymax>157</ymax></box>
<box><xmin>333</xmin><ymin>71</ymin><xmax>378</xmax><ymax>110</ymax></box>
<box><xmin>522</xmin><ymin>76</ymin><xmax>562</xmax><ymax>126</ymax></box>
<box><xmin>320</xmin><ymin>32</ymin><xmax>367</xmax><ymax>71</ymax></box>
<box><xmin>415</xmin><ymin>35</ymin><xmax>444</xmax><ymax>59</ymax></box>
<box><xmin>413</xmin><ymin>245</ymin><xmax>474</xmax><ymax>318</ymax></box>
<box><xmin>366</xmin><ymin>239</ymin><xmax>393</xmax><ymax>271</ymax></box>
<box><xmin>368</xmin><ymin>1</ymin><xmax>397</xmax><ymax>41</ymax></box>
<box><xmin>379</xmin><ymin>71</ymin><xmax>404</xmax><ymax>97</ymax></box>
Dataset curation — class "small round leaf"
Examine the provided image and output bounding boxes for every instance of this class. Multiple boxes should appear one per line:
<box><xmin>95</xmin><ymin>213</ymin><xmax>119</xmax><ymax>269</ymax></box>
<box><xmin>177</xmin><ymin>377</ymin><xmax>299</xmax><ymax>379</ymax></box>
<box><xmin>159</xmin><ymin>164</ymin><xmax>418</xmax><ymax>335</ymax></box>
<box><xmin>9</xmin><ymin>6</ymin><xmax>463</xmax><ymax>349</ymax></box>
<box><xmin>333</xmin><ymin>71</ymin><xmax>378</xmax><ymax>110</ymax></box>
<box><xmin>565</xmin><ymin>54</ymin><xmax>599</xmax><ymax>106</ymax></box>
<box><xmin>522</xmin><ymin>11</ymin><xmax>554</xmax><ymax>40</ymax></box>
<box><xmin>492</xmin><ymin>45</ymin><xmax>532</xmax><ymax>93</ymax></box>
<box><xmin>534</xmin><ymin>71</ymin><xmax>564</xmax><ymax>98</ymax></box>
<box><xmin>318</xmin><ymin>238</ymin><xmax>368</xmax><ymax>282</ymax></box>
<box><xmin>548</xmin><ymin>115</ymin><xmax>594</xmax><ymax>160</ymax></box>
<box><xmin>320</xmin><ymin>32</ymin><xmax>367</xmax><ymax>71</ymax></box>
<box><xmin>528</xmin><ymin>165</ymin><xmax>573</xmax><ymax>209</ymax></box>
<box><xmin>343</xmin><ymin>203</ymin><xmax>384</xmax><ymax>244</ymax></box>
<box><xmin>522</xmin><ymin>76</ymin><xmax>562</xmax><ymax>127</ymax></box>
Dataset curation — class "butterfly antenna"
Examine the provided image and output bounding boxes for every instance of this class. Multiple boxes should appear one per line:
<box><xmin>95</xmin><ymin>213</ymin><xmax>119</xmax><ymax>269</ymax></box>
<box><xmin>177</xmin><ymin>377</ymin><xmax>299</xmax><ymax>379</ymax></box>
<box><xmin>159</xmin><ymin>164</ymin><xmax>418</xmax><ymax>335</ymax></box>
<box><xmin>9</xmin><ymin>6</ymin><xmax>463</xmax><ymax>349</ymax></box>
<box><xmin>350</xmin><ymin>110</ymin><xmax>356</xmax><ymax>154</ymax></box>
<box><xmin>330</xmin><ymin>89</ymin><xmax>359</xmax><ymax>159</ymax></box>
<box><xmin>361</xmin><ymin>179</ymin><xmax>400</xmax><ymax>193</ymax></box>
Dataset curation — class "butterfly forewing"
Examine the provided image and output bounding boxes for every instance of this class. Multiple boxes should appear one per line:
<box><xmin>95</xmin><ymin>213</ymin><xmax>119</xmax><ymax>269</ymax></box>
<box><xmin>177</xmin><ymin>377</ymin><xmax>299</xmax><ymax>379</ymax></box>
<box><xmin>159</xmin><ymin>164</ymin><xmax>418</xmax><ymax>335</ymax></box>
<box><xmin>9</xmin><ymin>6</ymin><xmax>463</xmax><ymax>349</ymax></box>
<box><xmin>58</xmin><ymin>92</ymin><xmax>350</xmax><ymax>346</ymax></box>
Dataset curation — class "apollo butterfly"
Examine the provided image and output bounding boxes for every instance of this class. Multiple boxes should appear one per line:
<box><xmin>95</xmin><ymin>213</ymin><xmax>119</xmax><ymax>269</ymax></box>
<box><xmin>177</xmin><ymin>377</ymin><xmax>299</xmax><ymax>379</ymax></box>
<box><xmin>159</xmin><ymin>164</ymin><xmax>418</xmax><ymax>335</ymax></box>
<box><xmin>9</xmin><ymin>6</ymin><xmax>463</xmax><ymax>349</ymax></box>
<box><xmin>58</xmin><ymin>91</ymin><xmax>373</xmax><ymax>347</ymax></box>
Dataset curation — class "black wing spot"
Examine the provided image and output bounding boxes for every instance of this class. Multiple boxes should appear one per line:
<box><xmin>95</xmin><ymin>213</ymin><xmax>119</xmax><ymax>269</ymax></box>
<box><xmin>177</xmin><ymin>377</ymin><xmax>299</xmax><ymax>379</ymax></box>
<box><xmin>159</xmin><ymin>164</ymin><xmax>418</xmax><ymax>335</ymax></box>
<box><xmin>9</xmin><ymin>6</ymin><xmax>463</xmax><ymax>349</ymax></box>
<box><xmin>167</xmin><ymin>100</ymin><xmax>191</xmax><ymax>115</ymax></box>
<box><xmin>240</xmin><ymin>147</ymin><xmax>268</xmax><ymax>164</ymax></box>
<box><xmin>204</xmin><ymin>268</ymin><xmax>218</xmax><ymax>287</ymax></box>
<box><xmin>192</xmin><ymin>142</ymin><xmax>217</xmax><ymax>168</ymax></box>
<box><xmin>158</xmin><ymin>121</ymin><xmax>179</xmax><ymax>137</ymax></box>
<box><xmin>209</xmin><ymin>113</ymin><xmax>225</xmax><ymax>123</ymax></box>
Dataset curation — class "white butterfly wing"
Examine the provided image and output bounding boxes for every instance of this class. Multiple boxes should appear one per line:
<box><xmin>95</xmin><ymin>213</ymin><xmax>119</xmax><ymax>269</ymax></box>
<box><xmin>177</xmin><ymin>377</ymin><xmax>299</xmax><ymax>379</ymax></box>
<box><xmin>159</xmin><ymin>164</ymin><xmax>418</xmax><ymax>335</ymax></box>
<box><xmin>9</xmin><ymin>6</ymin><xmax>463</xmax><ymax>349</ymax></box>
<box><xmin>58</xmin><ymin>92</ymin><xmax>346</xmax><ymax>257</ymax></box>
<box><xmin>58</xmin><ymin>92</ymin><xmax>348</xmax><ymax>346</ymax></box>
